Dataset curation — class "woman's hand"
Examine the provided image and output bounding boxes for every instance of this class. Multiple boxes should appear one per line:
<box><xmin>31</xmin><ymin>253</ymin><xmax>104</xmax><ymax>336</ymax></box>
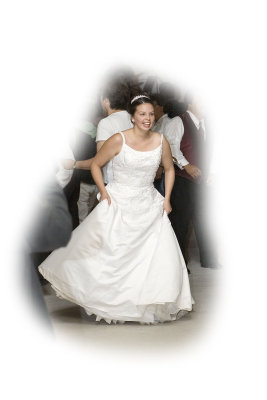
<box><xmin>99</xmin><ymin>190</ymin><xmax>111</xmax><ymax>205</ymax></box>
<box><xmin>163</xmin><ymin>198</ymin><xmax>172</xmax><ymax>215</ymax></box>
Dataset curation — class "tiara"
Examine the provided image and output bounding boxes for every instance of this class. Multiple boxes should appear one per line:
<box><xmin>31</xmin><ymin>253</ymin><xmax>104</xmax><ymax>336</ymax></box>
<box><xmin>130</xmin><ymin>95</ymin><xmax>150</xmax><ymax>104</ymax></box>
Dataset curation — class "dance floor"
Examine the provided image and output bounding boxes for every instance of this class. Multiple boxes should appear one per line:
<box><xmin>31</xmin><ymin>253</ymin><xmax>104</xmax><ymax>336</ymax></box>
<box><xmin>41</xmin><ymin>246</ymin><xmax>222</xmax><ymax>352</ymax></box>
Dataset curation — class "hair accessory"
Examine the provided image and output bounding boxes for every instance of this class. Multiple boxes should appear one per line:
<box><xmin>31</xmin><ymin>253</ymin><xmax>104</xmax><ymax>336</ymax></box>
<box><xmin>130</xmin><ymin>95</ymin><xmax>150</xmax><ymax>104</ymax></box>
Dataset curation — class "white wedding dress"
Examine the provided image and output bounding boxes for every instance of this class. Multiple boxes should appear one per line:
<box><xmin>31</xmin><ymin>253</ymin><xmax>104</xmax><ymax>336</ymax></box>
<box><xmin>39</xmin><ymin>132</ymin><xmax>193</xmax><ymax>323</ymax></box>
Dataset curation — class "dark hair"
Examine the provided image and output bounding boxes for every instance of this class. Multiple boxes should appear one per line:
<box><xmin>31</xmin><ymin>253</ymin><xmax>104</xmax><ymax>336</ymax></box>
<box><xmin>143</xmin><ymin>76</ymin><xmax>157</xmax><ymax>95</ymax></box>
<box><xmin>159</xmin><ymin>82</ymin><xmax>176</xmax><ymax>104</ymax></box>
<box><xmin>163</xmin><ymin>100</ymin><xmax>172</xmax><ymax>115</ymax></box>
<box><xmin>128</xmin><ymin>93</ymin><xmax>154</xmax><ymax>116</ymax></box>
<box><xmin>102</xmin><ymin>79</ymin><xmax>131</xmax><ymax>110</ymax></box>
<box><xmin>150</xmin><ymin>93</ymin><xmax>165</xmax><ymax>107</ymax></box>
<box><xmin>165</xmin><ymin>100</ymin><xmax>187</xmax><ymax>118</ymax></box>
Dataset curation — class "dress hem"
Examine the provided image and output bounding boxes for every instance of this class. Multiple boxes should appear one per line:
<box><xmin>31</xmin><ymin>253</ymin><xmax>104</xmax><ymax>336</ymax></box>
<box><xmin>50</xmin><ymin>283</ymin><xmax>192</xmax><ymax>325</ymax></box>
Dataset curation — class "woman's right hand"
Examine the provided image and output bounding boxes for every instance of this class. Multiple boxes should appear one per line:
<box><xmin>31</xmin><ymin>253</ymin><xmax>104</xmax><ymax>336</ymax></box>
<box><xmin>163</xmin><ymin>198</ymin><xmax>172</xmax><ymax>215</ymax></box>
<box><xmin>100</xmin><ymin>190</ymin><xmax>111</xmax><ymax>205</ymax></box>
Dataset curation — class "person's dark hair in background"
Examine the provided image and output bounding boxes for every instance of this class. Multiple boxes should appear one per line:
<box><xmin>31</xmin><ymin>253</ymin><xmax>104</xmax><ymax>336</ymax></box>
<box><xmin>101</xmin><ymin>79</ymin><xmax>131</xmax><ymax>111</ymax></box>
<box><xmin>165</xmin><ymin>100</ymin><xmax>187</xmax><ymax>119</ymax></box>
<box><xmin>159</xmin><ymin>82</ymin><xmax>176</xmax><ymax>105</ymax></box>
<box><xmin>151</xmin><ymin>93</ymin><xmax>165</xmax><ymax>107</ymax></box>
<box><xmin>163</xmin><ymin>101</ymin><xmax>172</xmax><ymax>115</ymax></box>
<box><xmin>101</xmin><ymin>67</ymin><xmax>145</xmax><ymax>114</ymax></box>
<box><xmin>143</xmin><ymin>76</ymin><xmax>158</xmax><ymax>95</ymax></box>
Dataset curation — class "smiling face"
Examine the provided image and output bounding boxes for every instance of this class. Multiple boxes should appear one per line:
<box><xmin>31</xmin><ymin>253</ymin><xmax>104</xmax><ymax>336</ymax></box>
<box><xmin>132</xmin><ymin>103</ymin><xmax>155</xmax><ymax>131</ymax></box>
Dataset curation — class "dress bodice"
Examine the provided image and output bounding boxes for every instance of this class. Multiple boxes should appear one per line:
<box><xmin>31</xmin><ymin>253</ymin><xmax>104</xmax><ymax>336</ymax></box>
<box><xmin>112</xmin><ymin>131</ymin><xmax>163</xmax><ymax>188</ymax></box>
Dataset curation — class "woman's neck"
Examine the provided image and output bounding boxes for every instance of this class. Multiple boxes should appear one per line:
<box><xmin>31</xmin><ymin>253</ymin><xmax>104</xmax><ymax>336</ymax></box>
<box><xmin>133</xmin><ymin>126</ymin><xmax>152</xmax><ymax>139</ymax></box>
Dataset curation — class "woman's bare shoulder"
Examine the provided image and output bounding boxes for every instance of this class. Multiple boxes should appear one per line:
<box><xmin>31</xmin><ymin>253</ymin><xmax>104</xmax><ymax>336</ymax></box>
<box><xmin>151</xmin><ymin>131</ymin><xmax>162</xmax><ymax>144</ymax></box>
<box><xmin>106</xmin><ymin>132</ymin><xmax>123</xmax><ymax>144</ymax></box>
<box><xmin>101</xmin><ymin>133</ymin><xmax>123</xmax><ymax>153</ymax></box>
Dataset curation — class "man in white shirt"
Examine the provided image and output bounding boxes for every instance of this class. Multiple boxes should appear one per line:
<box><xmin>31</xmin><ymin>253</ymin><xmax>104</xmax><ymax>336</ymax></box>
<box><xmin>166</xmin><ymin>94</ymin><xmax>218</xmax><ymax>269</ymax></box>
<box><xmin>161</xmin><ymin>101</ymin><xmax>190</xmax><ymax>169</ymax></box>
<box><xmin>96</xmin><ymin>80</ymin><xmax>133</xmax><ymax>183</ymax></box>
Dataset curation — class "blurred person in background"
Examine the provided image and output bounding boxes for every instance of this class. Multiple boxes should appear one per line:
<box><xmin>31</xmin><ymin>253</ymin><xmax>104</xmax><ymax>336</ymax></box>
<box><xmin>167</xmin><ymin>92</ymin><xmax>219</xmax><ymax>269</ymax></box>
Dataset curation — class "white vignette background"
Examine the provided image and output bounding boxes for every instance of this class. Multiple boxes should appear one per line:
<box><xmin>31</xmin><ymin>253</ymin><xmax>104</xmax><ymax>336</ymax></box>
<box><xmin>1</xmin><ymin>1</ymin><xmax>266</xmax><ymax>399</ymax></box>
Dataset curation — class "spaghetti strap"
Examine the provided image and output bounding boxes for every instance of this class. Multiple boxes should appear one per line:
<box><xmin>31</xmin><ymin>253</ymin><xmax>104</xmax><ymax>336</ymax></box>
<box><xmin>118</xmin><ymin>131</ymin><xmax>126</xmax><ymax>144</ymax></box>
<box><xmin>160</xmin><ymin>133</ymin><xmax>164</xmax><ymax>145</ymax></box>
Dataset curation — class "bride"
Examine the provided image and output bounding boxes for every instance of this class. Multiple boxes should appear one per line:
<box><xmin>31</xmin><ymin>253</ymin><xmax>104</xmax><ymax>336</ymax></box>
<box><xmin>39</xmin><ymin>94</ymin><xmax>193</xmax><ymax>324</ymax></box>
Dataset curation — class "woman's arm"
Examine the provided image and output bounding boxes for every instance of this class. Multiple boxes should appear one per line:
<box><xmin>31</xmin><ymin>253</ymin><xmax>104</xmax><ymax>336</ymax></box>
<box><xmin>161</xmin><ymin>136</ymin><xmax>175</xmax><ymax>214</ymax></box>
<box><xmin>91</xmin><ymin>133</ymin><xmax>123</xmax><ymax>204</ymax></box>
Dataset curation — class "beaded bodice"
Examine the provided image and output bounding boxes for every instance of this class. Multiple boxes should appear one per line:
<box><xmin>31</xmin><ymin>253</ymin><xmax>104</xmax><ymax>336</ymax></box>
<box><xmin>112</xmin><ymin>132</ymin><xmax>163</xmax><ymax>188</ymax></box>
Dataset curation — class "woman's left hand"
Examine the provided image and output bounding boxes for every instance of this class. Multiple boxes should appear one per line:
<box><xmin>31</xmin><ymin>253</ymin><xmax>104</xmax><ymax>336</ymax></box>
<box><xmin>163</xmin><ymin>199</ymin><xmax>172</xmax><ymax>215</ymax></box>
